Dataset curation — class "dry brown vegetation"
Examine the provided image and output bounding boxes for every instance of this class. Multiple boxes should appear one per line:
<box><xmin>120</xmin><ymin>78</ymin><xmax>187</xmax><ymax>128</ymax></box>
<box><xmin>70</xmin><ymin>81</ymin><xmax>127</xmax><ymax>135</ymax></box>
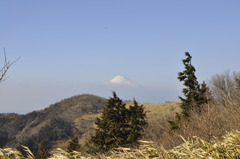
<box><xmin>144</xmin><ymin>72</ymin><xmax>240</xmax><ymax>151</ymax></box>
<box><xmin>1</xmin><ymin>131</ymin><xmax>240</xmax><ymax>158</ymax></box>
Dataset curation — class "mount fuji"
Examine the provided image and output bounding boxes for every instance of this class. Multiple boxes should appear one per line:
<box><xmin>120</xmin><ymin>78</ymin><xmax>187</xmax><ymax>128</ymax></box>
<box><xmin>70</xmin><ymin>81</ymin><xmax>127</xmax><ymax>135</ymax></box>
<box><xmin>106</xmin><ymin>75</ymin><xmax>136</xmax><ymax>87</ymax></box>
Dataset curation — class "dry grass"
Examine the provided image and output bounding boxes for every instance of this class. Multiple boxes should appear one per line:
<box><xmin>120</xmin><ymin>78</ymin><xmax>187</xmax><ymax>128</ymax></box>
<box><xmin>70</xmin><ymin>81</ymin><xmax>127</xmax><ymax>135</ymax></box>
<box><xmin>1</xmin><ymin>131</ymin><xmax>240</xmax><ymax>158</ymax></box>
<box><xmin>125</xmin><ymin>101</ymin><xmax>181</xmax><ymax>120</ymax></box>
<box><xmin>144</xmin><ymin>72</ymin><xmax>240</xmax><ymax>150</ymax></box>
<box><xmin>147</xmin><ymin>100</ymin><xmax>240</xmax><ymax>150</ymax></box>
<box><xmin>143</xmin><ymin>102</ymin><xmax>181</xmax><ymax>121</ymax></box>
<box><xmin>160</xmin><ymin>131</ymin><xmax>240</xmax><ymax>159</ymax></box>
<box><xmin>141</xmin><ymin>102</ymin><xmax>181</xmax><ymax>144</ymax></box>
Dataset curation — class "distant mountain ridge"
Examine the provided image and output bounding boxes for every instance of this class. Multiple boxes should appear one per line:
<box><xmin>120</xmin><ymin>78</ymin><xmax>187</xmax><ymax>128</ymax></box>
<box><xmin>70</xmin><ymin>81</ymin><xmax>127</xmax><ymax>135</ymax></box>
<box><xmin>0</xmin><ymin>94</ymin><xmax>107</xmax><ymax>154</ymax></box>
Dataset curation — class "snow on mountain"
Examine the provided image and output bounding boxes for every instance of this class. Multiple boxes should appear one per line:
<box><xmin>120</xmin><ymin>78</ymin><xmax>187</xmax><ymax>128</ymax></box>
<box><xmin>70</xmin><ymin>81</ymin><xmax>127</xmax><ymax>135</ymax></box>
<box><xmin>106</xmin><ymin>75</ymin><xmax>136</xmax><ymax>86</ymax></box>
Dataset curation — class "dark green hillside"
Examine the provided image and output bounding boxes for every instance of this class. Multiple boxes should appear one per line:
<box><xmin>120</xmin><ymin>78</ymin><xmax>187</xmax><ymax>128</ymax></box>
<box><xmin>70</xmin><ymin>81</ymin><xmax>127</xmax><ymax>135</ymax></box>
<box><xmin>0</xmin><ymin>94</ymin><xmax>106</xmax><ymax>154</ymax></box>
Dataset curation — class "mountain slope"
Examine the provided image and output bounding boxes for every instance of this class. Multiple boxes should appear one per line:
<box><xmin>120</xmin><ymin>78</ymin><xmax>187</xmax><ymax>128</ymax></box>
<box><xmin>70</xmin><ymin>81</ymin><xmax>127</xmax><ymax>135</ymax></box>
<box><xmin>0</xmin><ymin>94</ymin><xmax>106</xmax><ymax>154</ymax></box>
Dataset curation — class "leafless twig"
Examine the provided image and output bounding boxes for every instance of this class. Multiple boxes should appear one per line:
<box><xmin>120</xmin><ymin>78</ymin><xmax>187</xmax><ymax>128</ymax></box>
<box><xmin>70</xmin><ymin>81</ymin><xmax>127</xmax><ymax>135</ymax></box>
<box><xmin>0</xmin><ymin>48</ymin><xmax>20</xmax><ymax>82</ymax></box>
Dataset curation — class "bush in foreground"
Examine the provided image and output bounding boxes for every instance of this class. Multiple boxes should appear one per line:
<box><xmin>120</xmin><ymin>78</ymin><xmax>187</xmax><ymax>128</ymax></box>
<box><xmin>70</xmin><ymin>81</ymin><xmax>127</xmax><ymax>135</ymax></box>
<box><xmin>1</xmin><ymin>131</ymin><xmax>240</xmax><ymax>158</ymax></box>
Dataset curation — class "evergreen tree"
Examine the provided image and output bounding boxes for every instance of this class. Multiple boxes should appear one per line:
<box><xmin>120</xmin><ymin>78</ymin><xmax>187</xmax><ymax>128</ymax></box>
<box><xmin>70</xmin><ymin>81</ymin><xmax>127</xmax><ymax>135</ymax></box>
<box><xmin>90</xmin><ymin>92</ymin><xmax>128</xmax><ymax>152</ymax></box>
<box><xmin>67</xmin><ymin>136</ymin><xmax>81</xmax><ymax>153</ymax></box>
<box><xmin>90</xmin><ymin>92</ymin><xmax>147</xmax><ymax>152</ymax></box>
<box><xmin>197</xmin><ymin>81</ymin><xmax>210</xmax><ymax>105</ymax></box>
<box><xmin>127</xmin><ymin>99</ymin><xmax>147</xmax><ymax>143</ymax></box>
<box><xmin>178</xmin><ymin>52</ymin><xmax>208</xmax><ymax>117</ymax></box>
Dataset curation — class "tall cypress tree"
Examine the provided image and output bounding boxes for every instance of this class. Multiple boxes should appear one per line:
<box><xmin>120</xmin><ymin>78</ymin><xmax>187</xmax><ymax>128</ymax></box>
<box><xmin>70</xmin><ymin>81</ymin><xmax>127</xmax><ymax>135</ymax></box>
<box><xmin>178</xmin><ymin>52</ymin><xmax>208</xmax><ymax>117</ymax></box>
<box><xmin>90</xmin><ymin>92</ymin><xmax>147</xmax><ymax>152</ymax></box>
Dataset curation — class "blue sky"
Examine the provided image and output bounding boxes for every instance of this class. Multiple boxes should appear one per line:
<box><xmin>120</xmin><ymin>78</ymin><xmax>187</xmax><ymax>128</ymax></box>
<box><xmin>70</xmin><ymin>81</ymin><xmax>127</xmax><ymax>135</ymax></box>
<box><xmin>0</xmin><ymin>1</ymin><xmax>240</xmax><ymax>113</ymax></box>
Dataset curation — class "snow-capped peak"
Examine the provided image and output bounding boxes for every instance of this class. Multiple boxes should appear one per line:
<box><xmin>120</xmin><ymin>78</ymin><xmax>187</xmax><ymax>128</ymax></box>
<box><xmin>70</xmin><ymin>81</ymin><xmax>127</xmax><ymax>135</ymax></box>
<box><xmin>107</xmin><ymin>75</ymin><xmax>136</xmax><ymax>86</ymax></box>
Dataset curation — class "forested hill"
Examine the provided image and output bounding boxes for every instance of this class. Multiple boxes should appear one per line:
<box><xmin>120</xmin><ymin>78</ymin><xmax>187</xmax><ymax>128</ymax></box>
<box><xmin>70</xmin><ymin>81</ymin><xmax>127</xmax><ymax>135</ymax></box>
<box><xmin>0</xmin><ymin>94</ymin><xmax>106</xmax><ymax>154</ymax></box>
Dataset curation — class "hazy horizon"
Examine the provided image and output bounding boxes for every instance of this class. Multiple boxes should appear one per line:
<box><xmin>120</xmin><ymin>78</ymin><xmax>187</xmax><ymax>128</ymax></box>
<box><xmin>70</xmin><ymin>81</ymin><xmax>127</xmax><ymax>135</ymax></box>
<box><xmin>1</xmin><ymin>1</ymin><xmax>240</xmax><ymax>113</ymax></box>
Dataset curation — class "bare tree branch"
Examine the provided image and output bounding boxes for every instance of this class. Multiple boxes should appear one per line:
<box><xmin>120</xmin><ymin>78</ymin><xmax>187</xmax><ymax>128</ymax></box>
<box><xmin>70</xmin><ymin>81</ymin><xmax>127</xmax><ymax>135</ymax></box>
<box><xmin>0</xmin><ymin>48</ymin><xmax>20</xmax><ymax>82</ymax></box>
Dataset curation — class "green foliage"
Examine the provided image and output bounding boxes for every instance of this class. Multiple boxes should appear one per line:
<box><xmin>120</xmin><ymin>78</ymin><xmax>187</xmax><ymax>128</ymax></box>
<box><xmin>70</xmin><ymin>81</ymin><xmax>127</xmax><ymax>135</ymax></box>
<box><xmin>127</xmin><ymin>100</ymin><xmax>148</xmax><ymax>143</ymax></box>
<box><xmin>67</xmin><ymin>136</ymin><xmax>81</xmax><ymax>153</ymax></box>
<box><xmin>90</xmin><ymin>92</ymin><xmax>129</xmax><ymax>152</ymax></box>
<box><xmin>90</xmin><ymin>92</ymin><xmax>147</xmax><ymax>153</ymax></box>
<box><xmin>178</xmin><ymin>52</ymin><xmax>209</xmax><ymax>117</ymax></box>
